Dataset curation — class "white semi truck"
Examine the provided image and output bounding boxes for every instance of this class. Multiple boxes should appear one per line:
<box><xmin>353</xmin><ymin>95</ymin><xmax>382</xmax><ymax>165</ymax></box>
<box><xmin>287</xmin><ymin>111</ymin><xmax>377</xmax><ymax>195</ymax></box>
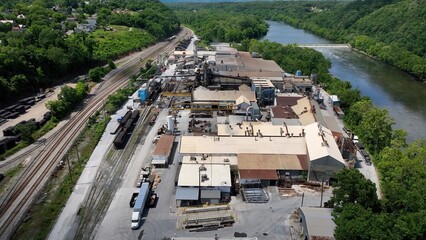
<box><xmin>131</xmin><ymin>182</ymin><xmax>150</xmax><ymax>229</ymax></box>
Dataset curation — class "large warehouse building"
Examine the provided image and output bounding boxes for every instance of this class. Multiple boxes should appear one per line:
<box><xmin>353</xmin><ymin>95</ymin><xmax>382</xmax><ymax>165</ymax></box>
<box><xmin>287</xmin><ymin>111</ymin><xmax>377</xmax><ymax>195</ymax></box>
<box><xmin>179</xmin><ymin>121</ymin><xmax>346</xmax><ymax>183</ymax></box>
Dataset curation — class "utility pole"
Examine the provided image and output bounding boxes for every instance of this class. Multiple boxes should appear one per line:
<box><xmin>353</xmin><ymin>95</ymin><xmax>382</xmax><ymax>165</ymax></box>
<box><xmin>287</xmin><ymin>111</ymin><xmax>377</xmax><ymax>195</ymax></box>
<box><xmin>320</xmin><ymin>177</ymin><xmax>324</xmax><ymax>207</ymax></box>
<box><xmin>66</xmin><ymin>155</ymin><xmax>73</xmax><ymax>184</ymax></box>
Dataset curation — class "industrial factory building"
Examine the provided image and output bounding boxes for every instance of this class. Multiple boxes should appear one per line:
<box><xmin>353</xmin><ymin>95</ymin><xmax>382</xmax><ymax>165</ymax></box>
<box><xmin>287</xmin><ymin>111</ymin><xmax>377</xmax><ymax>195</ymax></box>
<box><xmin>179</xmin><ymin>121</ymin><xmax>345</xmax><ymax>183</ymax></box>
<box><xmin>271</xmin><ymin>94</ymin><xmax>317</xmax><ymax>126</ymax></box>
<box><xmin>282</xmin><ymin>75</ymin><xmax>314</xmax><ymax>93</ymax></box>
<box><xmin>304</xmin><ymin>123</ymin><xmax>345</xmax><ymax>181</ymax></box>
<box><xmin>175</xmin><ymin>155</ymin><xmax>233</xmax><ymax>206</ymax></box>
<box><xmin>165</xmin><ymin>42</ymin><xmax>348</xmax><ymax>207</ymax></box>
<box><xmin>151</xmin><ymin>134</ymin><xmax>175</xmax><ymax>167</ymax></box>
<box><xmin>179</xmin><ymin>135</ymin><xmax>307</xmax><ymax>155</ymax></box>
<box><xmin>191</xmin><ymin>85</ymin><xmax>256</xmax><ymax>109</ymax></box>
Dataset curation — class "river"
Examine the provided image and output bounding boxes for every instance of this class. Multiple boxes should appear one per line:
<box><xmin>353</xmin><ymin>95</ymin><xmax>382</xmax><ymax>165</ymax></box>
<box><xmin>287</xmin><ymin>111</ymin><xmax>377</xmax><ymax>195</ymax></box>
<box><xmin>261</xmin><ymin>20</ymin><xmax>426</xmax><ymax>142</ymax></box>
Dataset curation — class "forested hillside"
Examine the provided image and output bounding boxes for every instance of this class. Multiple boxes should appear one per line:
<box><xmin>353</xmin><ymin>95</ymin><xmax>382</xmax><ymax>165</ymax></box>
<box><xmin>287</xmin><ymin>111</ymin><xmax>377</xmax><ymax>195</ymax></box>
<box><xmin>351</xmin><ymin>0</ymin><xmax>426</xmax><ymax>57</ymax></box>
<box><xmin>175</xmin><ymin>10</ymin><xmax>267</xmax><ymax>44</ymax></box>
<box><xmin>0</xmin><ymin>0</ymin><xmax>179</xmax><ymax>106</ymax></box>
<box><xmin>170</xmin><ymin>0</ymin><xmax>426</xmax><ymax>80</ymax></box>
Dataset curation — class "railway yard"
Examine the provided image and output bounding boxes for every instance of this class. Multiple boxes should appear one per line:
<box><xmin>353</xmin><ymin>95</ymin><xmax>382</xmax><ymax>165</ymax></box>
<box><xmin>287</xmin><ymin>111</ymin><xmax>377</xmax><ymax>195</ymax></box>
<box><xmin>0</xmin><ymin>28</ymin><xmax>191</xmax><ymax>240</ymax></box>
<box><xmin>0</xmin><ymin>27</ymin><xmax>380</xmax><ymax>240</ymax></box>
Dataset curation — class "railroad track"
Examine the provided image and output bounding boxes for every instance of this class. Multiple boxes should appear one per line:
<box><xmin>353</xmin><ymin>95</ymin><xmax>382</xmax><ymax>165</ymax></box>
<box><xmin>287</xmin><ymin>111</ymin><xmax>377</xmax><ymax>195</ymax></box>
<box><xmin>0</xmin><ymin>31</ymin><xmax>183</xmax><ymax>170</ymax></box>
<box><xmin>0</xmin><ymin>28</ymin><xmax>191</xmax><ymax>239</ymax></box>
<box><xmin>75</xmin><ymin>105</ymin><xmax>153</xmax><ymax>239</ymax></box>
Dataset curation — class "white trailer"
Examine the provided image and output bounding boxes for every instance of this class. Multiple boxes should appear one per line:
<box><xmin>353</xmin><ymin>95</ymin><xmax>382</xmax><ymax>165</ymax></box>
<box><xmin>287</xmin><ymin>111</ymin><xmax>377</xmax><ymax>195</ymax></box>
<box><xmin>131</xmin><ymin>182</ymin><xmax>150</xmax><ymax>229</ymax></box>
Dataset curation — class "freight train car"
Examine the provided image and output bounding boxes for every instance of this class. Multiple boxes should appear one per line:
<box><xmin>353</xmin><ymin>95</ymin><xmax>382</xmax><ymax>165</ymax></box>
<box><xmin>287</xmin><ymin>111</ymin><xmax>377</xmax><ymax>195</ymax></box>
<box><xmin>113</xmin><ymin>110</ymin><xmax>140</xmax><ymax>149</ymax></box>
<box><xmin>113</xmin><ymin>130</ymin><xmax>127</xmax><ymax>149</ymax></box>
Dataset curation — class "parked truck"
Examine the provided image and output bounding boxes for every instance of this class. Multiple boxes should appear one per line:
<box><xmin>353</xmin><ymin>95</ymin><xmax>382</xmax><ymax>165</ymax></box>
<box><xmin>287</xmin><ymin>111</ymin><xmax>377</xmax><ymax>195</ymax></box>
<box><xmin>147</xmin><ymin>192</ymin><xmax>157</xmax><ymax>208</ymax></box>
<box><xmin>131</xmin><ymin>182</ymin><xmax>150</xmax><ymax>230</ymax></box>
<box><xmin>136</xmin><ymin>167</ymin><xmax>151</xmax><ymax>187</ymax></box>
<box><xmin>129</xmin><ymin>192</ymin><xmax>139</xmax><ymax>208</ymax></box>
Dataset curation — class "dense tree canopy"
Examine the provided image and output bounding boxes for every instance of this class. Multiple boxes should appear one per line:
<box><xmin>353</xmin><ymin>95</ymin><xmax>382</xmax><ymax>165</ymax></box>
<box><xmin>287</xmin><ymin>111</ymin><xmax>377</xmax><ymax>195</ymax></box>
<box><xmin>356</xmin><ymin>107</ymin><xmax>394</xmax><ymax>154</ymax></box>
<box><xmin>328</xmin><ymin>169</ymin><xmax>380</xmax><ymax>212</ymax></box>
<box><xmin>170</xmin><ymin>0</ymin><xmax>426</xmax><ymax>80</ymax></box>
<box><xmin>174</xmin><ymin>10</ymin><xmax>267</xmax><ymax>44</ymax></box>
<box><xmin>46</xmin><ymin>81</ymin><xmax>87</xmax><ymax>119</ymax></box>
<box><xmin>0</xmin><ymin>0</ymin><xmax>179</xmax><ymax>107</ymax></box>
<box><xmin>331</xmin><ymin>139</ymin><xmax>426</xmax><ymax>239</ymax></box>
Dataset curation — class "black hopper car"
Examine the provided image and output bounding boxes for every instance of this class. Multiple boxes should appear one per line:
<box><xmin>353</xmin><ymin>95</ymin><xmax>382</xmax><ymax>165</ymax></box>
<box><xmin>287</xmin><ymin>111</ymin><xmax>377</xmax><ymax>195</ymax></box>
<box><xmin>113</xmin><ymin>110</ymin><xmax>140</xmax><ymax>149</ymax></box>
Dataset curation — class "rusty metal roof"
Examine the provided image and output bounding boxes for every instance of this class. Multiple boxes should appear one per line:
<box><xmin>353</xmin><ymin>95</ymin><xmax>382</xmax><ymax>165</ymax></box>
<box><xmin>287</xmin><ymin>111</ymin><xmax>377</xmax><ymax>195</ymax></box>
<box><xmin>239</xmin><ymin>170</ymin><xmax>278</xmax><ymax>180</ymax></box>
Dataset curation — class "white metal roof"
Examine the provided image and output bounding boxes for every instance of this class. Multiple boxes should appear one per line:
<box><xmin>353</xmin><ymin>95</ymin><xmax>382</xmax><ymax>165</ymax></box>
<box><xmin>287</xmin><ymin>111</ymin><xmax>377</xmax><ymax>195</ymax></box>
<box><xmin>180</xmin><ymin>135</ymin><xmax>306</xmax><ymax>155</ymax></box>
<box><xmin>217</xmin><ymin>121</ymin><xmax>304</xmax><ymax>137</ymax></box>
<box><xmin>178</xmin><ymin>163</ymin><xmax>231</xmax><ymax>187</ymax></box>
<box><xmin>251</xmin><ymin>78</ymin><xmax>274</xmax><ymax>88</ymax></box>
<box><xmin>304</xmin><ymin>122</ymin><xmax>344</xmax><ymax>164</ymax></box>
<box><xmin>181</xmin><ymin>155</ymin><xmax>237</xmax><ymax>166</ymax></box>
<box><xmin>151</xmin><ymin>158</ymin><xmax>166</xmax><ymax>165</ymax></box>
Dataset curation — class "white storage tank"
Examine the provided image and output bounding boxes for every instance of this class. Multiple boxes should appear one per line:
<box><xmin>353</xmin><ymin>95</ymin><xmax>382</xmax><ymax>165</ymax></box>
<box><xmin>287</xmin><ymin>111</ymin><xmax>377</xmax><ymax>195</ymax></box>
<box><xmin>167</xmin><ymin>115</ymin><xmax>174</xmax><ymax>133</ymax></box>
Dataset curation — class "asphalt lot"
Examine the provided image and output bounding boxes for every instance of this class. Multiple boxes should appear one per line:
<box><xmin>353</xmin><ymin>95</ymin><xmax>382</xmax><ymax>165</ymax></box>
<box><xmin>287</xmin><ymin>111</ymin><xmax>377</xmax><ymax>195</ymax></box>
<box><xmin>93</xmin><ymin>107</ymin><xmax>331</xmax><ymax>240</ymax></box>
<box><xmin>354</xmin><ymin>150</ymin><xmax>382</xmax><ymax>199</ymax></box>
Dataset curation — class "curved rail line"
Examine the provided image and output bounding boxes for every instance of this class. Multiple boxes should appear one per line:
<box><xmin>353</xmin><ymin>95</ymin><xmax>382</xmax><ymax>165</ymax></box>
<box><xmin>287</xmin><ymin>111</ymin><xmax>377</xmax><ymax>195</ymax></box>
<box><xmin>0</xmin><ymin>28</ymin><xmax>190</xmax><ymax>239</ymax></box>
<box><xmin>0</xmin><ymin>39</ymin><xmax>168</xmax><ymax>169</ymax></box>
<box><xmin>0</xmin><ymin>30</ymin><xmax>188</xmax><ymax>170</ymax></box>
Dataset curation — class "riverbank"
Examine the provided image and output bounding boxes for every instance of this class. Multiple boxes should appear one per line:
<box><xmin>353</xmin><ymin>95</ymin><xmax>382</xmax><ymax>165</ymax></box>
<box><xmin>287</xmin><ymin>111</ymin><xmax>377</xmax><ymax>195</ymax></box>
<box><xmin>262</xmin><ymin>20</ymin><xmax>426</xmax><ymax>142</ymax></box>
<box><xmin>274</xmin><ymin>18</ymin><xmax>425</xmax><ymax>81</ymax></box>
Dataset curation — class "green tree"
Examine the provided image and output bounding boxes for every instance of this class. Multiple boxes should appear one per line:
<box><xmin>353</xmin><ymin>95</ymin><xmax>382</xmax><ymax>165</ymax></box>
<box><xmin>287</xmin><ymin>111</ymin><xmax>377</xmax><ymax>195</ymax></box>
<box><xmin>108</xmin><ymin>60</ymin><xmax>116</xmax><ymax>70</ymax></box>
<box><xmin>357</xmin><ymin>107</ymin><xmax>393</xmax><ymax>154</ymax></box>
<box><xmin>89</xmin><ymin>67</ymin><xmax>106</xmax><ymax>82</ymax></box>
<box><xmin>377</xmin><ymin>139</ymin><xmax>426</xmax><ymax>214</ymax></box>
<box><xmin>345</xmin><ymin>99</ymin><xmax>373</xmax><ymax>128</ymax></box>
<box><xmin>58</xmin><ymin>85</ymin><xmax>79</xmax><ymax>105</ymax></box>
<box><xmin>327</xmin><ymin>169</ymin><xmax>380</xmax><ymax>213</ymax></box>
<box><xmin>334</xmin><ymin>204</ymin><xmax>397</xmax><ymax>240</ymax></box>
<box><xmin>46</xmin><ymin>99</ymin><xmax>67</xmax><ymax>119</ymax></box>
<box><xmin>13</xmin><ymin>122</ymin><xmax>37</xmax><ymax>143</ymax></box>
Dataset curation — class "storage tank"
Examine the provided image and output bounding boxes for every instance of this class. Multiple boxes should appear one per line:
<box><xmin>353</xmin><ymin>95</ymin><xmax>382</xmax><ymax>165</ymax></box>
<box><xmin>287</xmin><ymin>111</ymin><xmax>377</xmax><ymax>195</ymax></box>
<box><xmin>167</xmin><ymin>115</ymin><xmax>174</xmax><ymax>133</ymax></box>
<box><xmin>296</xmin><ymin>70</ymin><xmax>302</xmax><ymax>76</ymax></box>
<box><xmin>138</xmin><ymin>83</ymin><xmax>148</xmax><ymax>101</ymax></box>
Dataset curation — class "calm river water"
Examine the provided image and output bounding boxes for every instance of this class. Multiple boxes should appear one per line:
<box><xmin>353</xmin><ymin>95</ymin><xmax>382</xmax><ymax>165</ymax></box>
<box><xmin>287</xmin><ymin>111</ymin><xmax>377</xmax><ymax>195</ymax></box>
<box><xmin>262</xmin><ymin>21</ymin><xmax>426</xmax><ymax>142</ymax></box>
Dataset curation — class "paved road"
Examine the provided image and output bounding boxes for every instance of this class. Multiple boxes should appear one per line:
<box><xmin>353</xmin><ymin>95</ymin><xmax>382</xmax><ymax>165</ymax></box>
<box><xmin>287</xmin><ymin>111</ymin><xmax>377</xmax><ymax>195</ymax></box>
<box><xmin>47</xmin><ymin>100</ymin><xmax>134</xmax><ymax>240</ymax></box>
<box><xmin>354</xmin><ymin>150</ymin><xmax>382</xmax><ymax>199</ymax></box>
<box><xmin>94</xmin><ymin>108</ymin><xmax>172</xmax><ymax>240</ymax></box>
<box><xmin>314</xmin><ymin>86</ymin><xmax>382</xmax><ymax>198</ymax></box>
<box><xmin>94</xmin><ymin>105</ymin><xmax>331</xmax><ymax>240</ymax></box>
